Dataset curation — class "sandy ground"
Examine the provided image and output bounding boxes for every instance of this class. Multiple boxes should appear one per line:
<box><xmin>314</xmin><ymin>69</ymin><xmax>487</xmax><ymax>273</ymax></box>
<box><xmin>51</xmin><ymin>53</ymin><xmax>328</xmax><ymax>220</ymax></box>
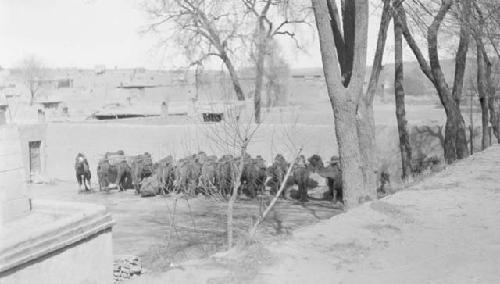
<box><xmin>27</xmin><ymin>181</ymin><xmax>341</xmax><ymax>272</ymax></box>
<box><xmin>128</xmin><ymin>145</ymin><xmax>500</xmax><ymax>284</ymax></box>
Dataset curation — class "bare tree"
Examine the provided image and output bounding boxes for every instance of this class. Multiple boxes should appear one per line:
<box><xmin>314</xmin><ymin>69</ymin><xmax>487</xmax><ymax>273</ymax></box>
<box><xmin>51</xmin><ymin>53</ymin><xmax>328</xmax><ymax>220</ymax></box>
<box><xmin>242</xmin><ymin>0</ymin><xmax>307</xmax><ymax>123</ymax></box>
<box><xmin>316</xmin><ymin>0</ymin><xmax>392</xmax><ymax>206</ymax></box>
<box><xmin>248</xmin><ymin>147</ymin><xmax>302</xmax><ymax>237</ymax></box>
<box><xmin>392</xmin><ymin>0</ymin><xmax>413</xmax><ymax>179</ymax></box>
<box><xmin>312</xmin><ymin>0</ymin><xmax>375</xmax><ymax>208</ymax></box>
<box><xmin>264</xmin><ymin>43</ymin><xmax>290</xmax><ymax>110</ymax></box>
<box><xmin>471</xmin><ymin>0</ymin><xmax>500</xmax><ymax>144</ymax></box>
<box><xmin>144</xmin><ymin>0</ymin><xmax>247</xmax><ymax>100</ymax></box>
<box><xmin>18</xmin><ymin>55</ymin><xmax>45</xmax><ymax>105</ymax></box>
<box><xmin>203</xmin><ymin>104</ymin><xmax>260</xmax><ymax>248</ymax></box>
<box><xmin>393</xmin><ymin>0</ymin><xmax>470</xmax><ymax>164</ymax></box>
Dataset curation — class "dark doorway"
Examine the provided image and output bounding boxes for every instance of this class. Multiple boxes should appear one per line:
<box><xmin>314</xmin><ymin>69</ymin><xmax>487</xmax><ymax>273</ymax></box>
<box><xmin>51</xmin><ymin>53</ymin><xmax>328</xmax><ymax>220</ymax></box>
<box><xmin>29</xmin><ymin>141</ymin><xmax>41</xmax><ymax>181</ymax></box>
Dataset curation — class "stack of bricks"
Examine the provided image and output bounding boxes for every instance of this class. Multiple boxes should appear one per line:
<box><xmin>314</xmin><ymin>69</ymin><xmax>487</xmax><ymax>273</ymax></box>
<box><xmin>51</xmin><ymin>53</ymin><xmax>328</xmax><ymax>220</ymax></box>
<box><xmin>113</xmin><ymin>255</ymin><xmax>143</xmax><ymax>283</ymax></box>
<box><xmin>0</xmin><ymin>125</ymin><xmax>31</xmax><ymax>224</ymax></box>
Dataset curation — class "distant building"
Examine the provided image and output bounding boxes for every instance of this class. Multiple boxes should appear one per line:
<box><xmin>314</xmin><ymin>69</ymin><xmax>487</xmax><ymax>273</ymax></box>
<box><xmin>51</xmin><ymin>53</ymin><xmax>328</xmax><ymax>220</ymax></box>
<box><xmin>134</xmin><ymin>67</ymin><xmax>146</xmax><ymax>73</ymax></box>
<box><xmin>117</xmin><ymin>84</ymin><xmax>160</xmax><ymax>97</ymax></box>
<box><xmin>56</xmin><ymin>78</ymin><xmax>73</xmax><ymax>88</ymax></box>
<box><xmin>33</xmin><ymin>78</ymin><xmax>73</xmax><ymax>89</ymax></box>
<box><xmin>94</xmin><ymin>65</ymin><xmax>106</xmax><ymax>75</ymax></box>
<box><xmin>290</xmin><ymin>69</ymin><xmax>323</xmax><ymax>80</ymax></box>
<box><xmin>35</xmin><ymin>95</ymin><xmax>63</xmax><ymax>110</ymax></box>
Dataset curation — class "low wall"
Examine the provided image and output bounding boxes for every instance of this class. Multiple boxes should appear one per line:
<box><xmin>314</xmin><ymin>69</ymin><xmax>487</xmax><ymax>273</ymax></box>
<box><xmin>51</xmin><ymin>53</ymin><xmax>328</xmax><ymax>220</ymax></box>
<box><xmin>0</xmin><ymin>200</ymin><xmax>114</xmax><ymax>284</ymax></box>
<box><xmin>0</xmin><ymin>125</ymin><xmax>31</xmax><ymax>224</ymax></box>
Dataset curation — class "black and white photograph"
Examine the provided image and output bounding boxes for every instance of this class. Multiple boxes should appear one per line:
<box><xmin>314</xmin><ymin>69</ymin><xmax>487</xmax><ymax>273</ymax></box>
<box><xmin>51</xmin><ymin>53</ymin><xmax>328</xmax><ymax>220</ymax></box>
<box><xmin>1</xmin><ymin>0</ymin><xmax>499</xmax><ymax>283</ymax></box>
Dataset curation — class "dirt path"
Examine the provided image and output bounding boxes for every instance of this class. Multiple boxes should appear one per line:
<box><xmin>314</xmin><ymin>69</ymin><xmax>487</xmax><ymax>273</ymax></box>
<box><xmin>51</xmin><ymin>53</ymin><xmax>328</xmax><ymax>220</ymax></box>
<box><xmin>27</xmin><ymin>182</ymin><xmax>341</xmax><ymax>272</ymax></box>
<box><xmin>132</xmin><ymin>145</ymin><xmax>500</xmax><ymax>283</ymax></box>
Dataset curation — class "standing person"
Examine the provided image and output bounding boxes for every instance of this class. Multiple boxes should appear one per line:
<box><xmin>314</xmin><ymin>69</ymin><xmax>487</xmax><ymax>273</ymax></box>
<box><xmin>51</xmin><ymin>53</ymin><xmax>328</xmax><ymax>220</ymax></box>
<box><xmin>75</xmin><ymin>153</ymin><xmax>91</xmax><ymax>192</ymax></box>
<box><xmin>324</xmin><ymin>156</ymin><xmax>343</xmax><ymax>204</ymax></box>
<box><xmin>293</xmin><ymin>155</ymin><xmax>310</xmax><ymax>202</ymax></box>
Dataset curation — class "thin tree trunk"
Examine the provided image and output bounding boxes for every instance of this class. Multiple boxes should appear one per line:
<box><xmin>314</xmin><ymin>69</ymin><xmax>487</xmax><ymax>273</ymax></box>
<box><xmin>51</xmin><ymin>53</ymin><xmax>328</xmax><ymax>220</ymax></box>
<box><xmin>394</xmin><ymin>11</ymin><xmax>412</xmax><ymax>179</ymax></box>
<box><xmin>451</xmin><ymin>0</ymin><xmax>471</xmax><ymax>107</ymax></box>
<box><xmin>227</xmin><ymin>143</ymin><xmax>246</xmax><ymax>248</ymax></box>
<box><xmin>366</xmin><ymin>0</ymin><xmax>391</xmax><ymax>102</ymax></box>
<box><xmin>30</xmin><ymin>89</ymin><xmax>35</xmax><ymax>106</ymax></box>
<box><xmin>254</xmin><ymin>32</ymin><xmax>266</xmax><ymax>123</ymax></box>
<box><xmin>486</xmin><ymin>59</ymin><xmax>500</xmax><ymax>143</ymax></box>
<box><xmin>221</xmin><ymin>52</ymin><xmax>245</xmax><ymax>101</ymax></box>
<box><xmin>477</xmin><ymin>43</ymin><xmax>490</xmax><ymax>149</ymax></box>
<box><xmin>470</xmin><ymin>90</ymin><xmax>474</xmax><ymax>154</ymax></box>
<box><xmin>250</xmin><ymin>0</ymin><xmax>272</xmax><ymax>122</ymax></box>
<box><xmin>473</xmin><ymin>3</ymin><xmax>499</xmax><ymax>143</ymax></box>
<box><xmin>194</xmin><ymin>65</ymin><xmax>201</xmax><ymax>101</ymax></box>
<box><xmin>249</xmin><ymin>147</ymin><xmax>302</xmax><ymax>237</ymax></box>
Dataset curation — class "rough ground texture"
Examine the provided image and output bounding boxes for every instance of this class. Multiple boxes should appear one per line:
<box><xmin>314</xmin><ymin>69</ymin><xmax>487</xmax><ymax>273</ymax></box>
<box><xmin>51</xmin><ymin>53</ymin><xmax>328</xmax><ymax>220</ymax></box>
<box><xmin>27</xmin><ymin>181</ymin><xmax>340</xmax><ymax>273</ymax></box>
<box><xmin>130</xmin><ymin>145</ymin><xmax>500</xmax><ymax>284</ymax></box>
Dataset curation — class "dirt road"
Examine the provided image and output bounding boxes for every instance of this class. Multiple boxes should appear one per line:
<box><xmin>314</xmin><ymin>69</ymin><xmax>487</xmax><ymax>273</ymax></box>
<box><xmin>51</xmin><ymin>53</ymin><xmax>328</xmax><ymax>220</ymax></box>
<box><xmin>131</xmin><ymin>145</ymin><xmax>500</xmax><ymax>283</ymax></box>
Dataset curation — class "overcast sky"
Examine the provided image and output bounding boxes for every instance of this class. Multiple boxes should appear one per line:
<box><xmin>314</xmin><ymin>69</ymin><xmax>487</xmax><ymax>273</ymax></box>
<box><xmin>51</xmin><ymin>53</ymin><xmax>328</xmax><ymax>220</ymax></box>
<box><xmin>0</xmin><ymin>0</ymin><xmax>416</xmax><ymax>70</ymax></box>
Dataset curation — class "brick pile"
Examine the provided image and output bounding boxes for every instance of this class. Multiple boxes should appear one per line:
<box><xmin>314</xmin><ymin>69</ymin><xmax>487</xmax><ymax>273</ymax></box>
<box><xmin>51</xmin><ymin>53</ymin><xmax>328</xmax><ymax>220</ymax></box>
<box><xmin>113</xmin><ymin>255</ymin><xmax>144</xmax><ymax>283</ymax></box>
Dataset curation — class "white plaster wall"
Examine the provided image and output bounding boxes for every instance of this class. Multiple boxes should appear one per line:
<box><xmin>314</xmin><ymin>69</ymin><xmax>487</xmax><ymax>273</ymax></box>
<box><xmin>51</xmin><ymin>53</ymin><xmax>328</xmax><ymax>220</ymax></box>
<box><xmin>42</xmin><ymin>122</ymin><xmax>453</xmax><ymax>184</ymax></box>
<box><xmin>0</xmin><ymin>125</ymin><xmax>30</xmax><ymax>224</ymax></box>
<box><xmin>44</xmin><ymin>122</ymin><xmax>340</xmax><ymax>182</ymax></box>
<box><xmin>1</xmin><ymin>230</ymin><xmax>113</xmax><ymax>284</ymax></box>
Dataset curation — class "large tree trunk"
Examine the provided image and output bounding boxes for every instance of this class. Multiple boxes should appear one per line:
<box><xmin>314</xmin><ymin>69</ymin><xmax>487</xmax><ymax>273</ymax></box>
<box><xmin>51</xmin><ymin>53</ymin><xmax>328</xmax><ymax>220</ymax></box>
<box><xmin>394</xmin><ymin>11</ymin><xmax>413</xmax><ymax>179</ymax></box>
<box><xmin>477</xmin><ymin>44</ymin><xmax>490</xmax><ymax>149</ymax></box>
<box><xmin>350</xmin><ymin>0</ymin><xmax>376</xmax><ymax>200</ymax></box>
<box><xmin>313</xmin><ymin>0</ymin><xmax>372</xmax><ymax>208</ymax></box>
<box><xmin>356</xmin><ymin>100</ymin><xmax>377</xmax><ymax>197</ymax></box>
<box><xmin>337</xmin><ymin>99</ymin><xmax>370</xmax><ymax>207</ymax></box>
<box><xmin>220</xmin><ymin>52</ymin><xmax>245</xmax><ymax>101</ymax></box>
<box><xmin>427</xmin><ymin>0</ymin><xmax>469</xmax><ymax>163</ymax></box>
<box><xmin>358</xmin><ymin>0</ymin><xmax>391</xmax><ymax>190</ymax></box>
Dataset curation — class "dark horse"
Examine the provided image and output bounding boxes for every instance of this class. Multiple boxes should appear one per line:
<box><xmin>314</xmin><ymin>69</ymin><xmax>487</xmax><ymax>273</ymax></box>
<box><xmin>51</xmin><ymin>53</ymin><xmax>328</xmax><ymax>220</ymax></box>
<box><xmin>75</xmin><ymin>153</ymin><xmax>91</xmax><ymax>191</ymax></box>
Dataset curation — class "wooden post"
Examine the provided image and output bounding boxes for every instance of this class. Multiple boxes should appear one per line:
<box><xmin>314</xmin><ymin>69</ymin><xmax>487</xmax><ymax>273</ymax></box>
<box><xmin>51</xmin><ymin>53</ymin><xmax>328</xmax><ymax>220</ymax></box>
<box><xmin>470</xmin><ymin>125</ymin><xmax>474</xmax><ymax>154</ymax></box>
